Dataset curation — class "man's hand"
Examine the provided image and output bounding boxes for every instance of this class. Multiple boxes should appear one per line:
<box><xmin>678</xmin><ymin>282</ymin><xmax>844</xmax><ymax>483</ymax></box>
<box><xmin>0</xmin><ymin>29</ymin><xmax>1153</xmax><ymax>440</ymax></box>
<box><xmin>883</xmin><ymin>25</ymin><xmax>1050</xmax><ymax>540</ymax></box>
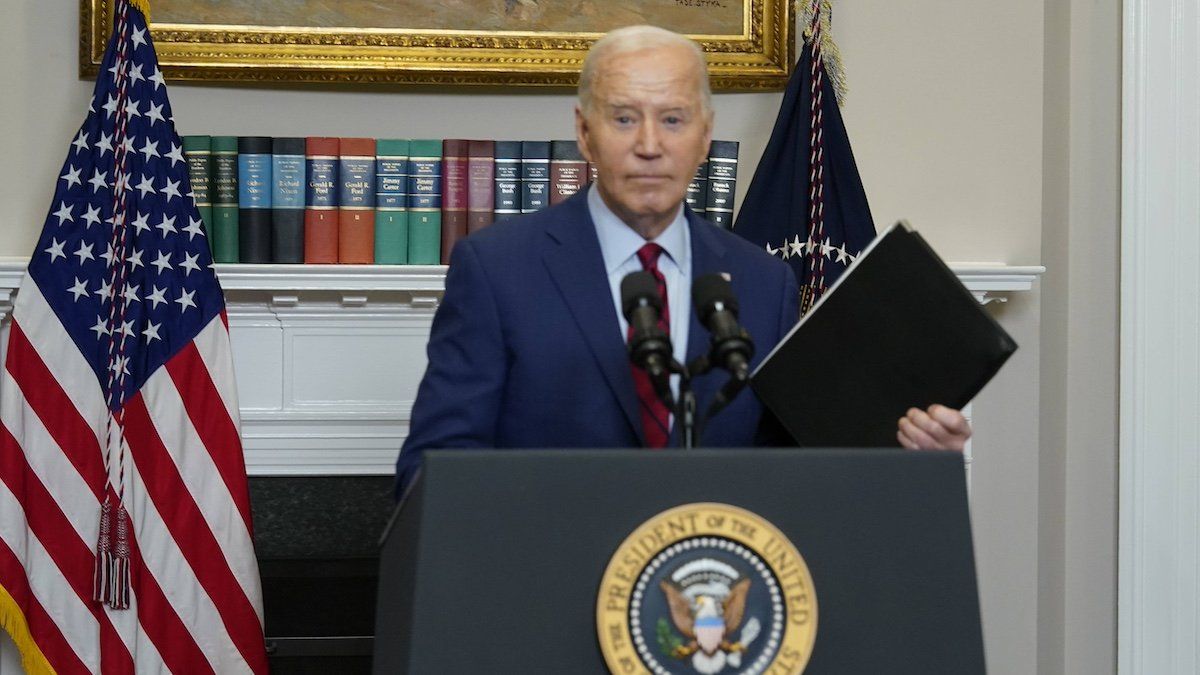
<box><xmin>897</xmin><ymin>404</ymin><xmax>971</xmax><ymax>451</ymax></box>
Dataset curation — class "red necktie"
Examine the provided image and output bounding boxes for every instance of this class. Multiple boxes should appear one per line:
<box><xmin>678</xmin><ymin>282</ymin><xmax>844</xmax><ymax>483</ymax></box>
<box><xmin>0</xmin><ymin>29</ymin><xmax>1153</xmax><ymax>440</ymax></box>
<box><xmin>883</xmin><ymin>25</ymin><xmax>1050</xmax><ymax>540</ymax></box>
<box><xmin>629</xmin><ymin>243</ymin><xmax>671</xmax><ymax>448</ymax></box>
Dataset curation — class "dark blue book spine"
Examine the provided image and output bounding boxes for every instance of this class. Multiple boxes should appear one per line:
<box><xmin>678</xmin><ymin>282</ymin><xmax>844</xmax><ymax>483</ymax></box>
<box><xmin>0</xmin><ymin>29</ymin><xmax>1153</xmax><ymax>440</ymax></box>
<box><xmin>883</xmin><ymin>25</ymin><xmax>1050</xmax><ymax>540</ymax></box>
<box><xmin>521</xmin><ymin>140</ymin><xmax>551</xmax><ymax>214</ymax></box>
<box><xmin>494</xmin><ymin>140</ymin><xmax>522</xmax><ymax>221</ymax></box>
<box><xmin>705</xmin><ymin>140</ymin><xmax>739</xmax><ymax>229</ymax></box>
<box><xmin>271</xmin><ymin>137</ymin><xmax>306</xmax><ymax>263</ymax></box>
<box><xmin>238</xmin><ymin>136</ymin><xmax>273</xmax><ymax>263</ymax></box>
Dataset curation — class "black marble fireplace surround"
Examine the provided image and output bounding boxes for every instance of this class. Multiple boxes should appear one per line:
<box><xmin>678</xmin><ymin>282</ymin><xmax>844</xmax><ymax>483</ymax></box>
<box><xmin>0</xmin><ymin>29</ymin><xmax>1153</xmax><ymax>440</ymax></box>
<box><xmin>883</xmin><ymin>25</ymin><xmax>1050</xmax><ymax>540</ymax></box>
<box><xmin>249</xmin><ymin>475</ymin><xmax>396</xmax><ymax>674</ymax></box>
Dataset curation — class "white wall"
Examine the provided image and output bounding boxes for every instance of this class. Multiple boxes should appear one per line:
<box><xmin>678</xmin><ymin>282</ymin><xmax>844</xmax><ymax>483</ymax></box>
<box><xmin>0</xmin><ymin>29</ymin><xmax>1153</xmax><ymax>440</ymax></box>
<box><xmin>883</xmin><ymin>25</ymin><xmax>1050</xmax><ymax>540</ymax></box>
<box><xmin>1040</xmin><ymin>1</ymin><xmax>1121</xmax><ymax>674</ymax></box>
<box><xmin>0</xmin><ymin>1</ymin><xmax>1119</xmax><ymax>673</ymax></box>
<box><xmin>837</xmin><ymin>2</ymin><xmax>1045</xmax><ymax>264</ymax></box>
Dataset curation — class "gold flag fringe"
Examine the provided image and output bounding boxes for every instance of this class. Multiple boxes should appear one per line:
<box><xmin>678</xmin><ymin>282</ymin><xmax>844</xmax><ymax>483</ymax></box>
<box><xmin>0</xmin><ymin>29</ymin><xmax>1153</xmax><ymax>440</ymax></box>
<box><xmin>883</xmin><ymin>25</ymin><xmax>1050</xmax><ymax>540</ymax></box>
<box><xmin>0</xmin><ymin>584</ymin><xmax>55</xmax><ymax>675</ymax></box>
<box><xmin>800</xmin><ymin>0</ymin><xmax>847</xmax><ymax>106</ymax></box>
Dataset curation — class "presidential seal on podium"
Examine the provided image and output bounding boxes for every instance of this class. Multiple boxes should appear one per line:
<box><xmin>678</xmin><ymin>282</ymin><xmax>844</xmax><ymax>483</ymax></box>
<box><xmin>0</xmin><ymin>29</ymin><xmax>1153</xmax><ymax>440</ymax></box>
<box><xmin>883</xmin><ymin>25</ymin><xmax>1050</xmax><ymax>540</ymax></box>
<box><xmin>597</xmin><ymin>503</ymin><xmax>818</xmax><ymax>674</ymax></box>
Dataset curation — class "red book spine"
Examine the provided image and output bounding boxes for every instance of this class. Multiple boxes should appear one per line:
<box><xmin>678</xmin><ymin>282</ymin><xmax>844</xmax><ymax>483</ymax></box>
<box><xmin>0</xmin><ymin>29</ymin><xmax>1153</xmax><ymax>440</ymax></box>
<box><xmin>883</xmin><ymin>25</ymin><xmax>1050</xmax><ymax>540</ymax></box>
<box><xmin>467</xmin><ymin>140</ymin><xmax>495</xmax><ymax>234</ymax></box>
<box><xmin>441</xmin><ymin>139</ymin><xmax>470</xmax><ymax>264</ymax></box>
<box><xmin>338</xmin><ymin>137</ymin><xmax>376</xmax><ymax>264</ymax></box>
<box><xmin>550</xmin><ymin>140</ymin><xmax>587</xmax><ymax>206</ymax></box>
<box><xmin>304</xmin><ymin>137</ymin><xmax>339</xmax><ymax>263</ymax></box>
<box><xmin>550</xmin><ymin>163</ymin><xmax>587</xmax><ymax>205</ymax></box>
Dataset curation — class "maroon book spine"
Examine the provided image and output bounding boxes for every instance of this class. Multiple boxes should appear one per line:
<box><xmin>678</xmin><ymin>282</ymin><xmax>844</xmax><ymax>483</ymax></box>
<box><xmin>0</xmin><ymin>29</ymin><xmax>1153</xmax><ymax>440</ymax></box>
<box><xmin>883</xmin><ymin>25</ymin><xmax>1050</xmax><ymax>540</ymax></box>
<box><xmin>550</xmin><ymin>140</ymin><xmax>587</xmax><ymax>206</ymax></box>
<box><xmin>467</xmin><ymin>140</ymin><xmax>495</xmax><ymax>234</ymax></box>
<box><xmin>441</xmin><ymin>139</ymin><xmax>469</xmax><ymax>264</ymax></box>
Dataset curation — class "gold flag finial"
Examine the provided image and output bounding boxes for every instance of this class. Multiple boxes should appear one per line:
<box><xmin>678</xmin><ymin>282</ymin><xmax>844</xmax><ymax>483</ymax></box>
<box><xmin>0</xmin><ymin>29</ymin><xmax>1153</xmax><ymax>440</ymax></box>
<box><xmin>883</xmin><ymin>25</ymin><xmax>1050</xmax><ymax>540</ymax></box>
<box><xmin>800</xmin><ymin>0</ymin><xmax>846</xmax><ymax>105</ymax></box>
<box><xmin>128</xmin><ymin>0</ymin><xmax>151</xmax><ymax>23</ymax></box>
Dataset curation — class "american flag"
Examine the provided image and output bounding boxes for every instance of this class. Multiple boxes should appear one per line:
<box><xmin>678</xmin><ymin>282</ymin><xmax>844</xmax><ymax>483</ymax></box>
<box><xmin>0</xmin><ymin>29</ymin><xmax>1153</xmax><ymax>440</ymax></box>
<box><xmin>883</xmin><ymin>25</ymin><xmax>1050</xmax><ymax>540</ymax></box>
<box><xmin>0</xmin><ymin>1</ymin><xmax>266</xmax><ymax>672</ymax></box>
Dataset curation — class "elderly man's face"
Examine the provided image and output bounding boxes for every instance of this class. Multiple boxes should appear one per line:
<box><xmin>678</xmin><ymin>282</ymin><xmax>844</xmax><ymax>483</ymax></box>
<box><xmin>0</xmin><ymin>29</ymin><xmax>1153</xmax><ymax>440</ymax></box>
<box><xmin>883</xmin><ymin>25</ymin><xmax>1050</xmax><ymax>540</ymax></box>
<box><xmin>576</xmin><ymin>44</ymin><xmax>713</xmax><ymax>238</ymax></box>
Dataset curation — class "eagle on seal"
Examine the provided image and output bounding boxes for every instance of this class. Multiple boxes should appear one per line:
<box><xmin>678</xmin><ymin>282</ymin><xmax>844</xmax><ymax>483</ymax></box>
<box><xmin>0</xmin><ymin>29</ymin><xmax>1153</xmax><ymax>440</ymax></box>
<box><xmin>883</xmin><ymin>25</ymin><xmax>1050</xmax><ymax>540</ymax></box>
<box><xmin>660</xmin><ymin>577</ymin><xmax>752</xmax><ymax>673</ymax></box>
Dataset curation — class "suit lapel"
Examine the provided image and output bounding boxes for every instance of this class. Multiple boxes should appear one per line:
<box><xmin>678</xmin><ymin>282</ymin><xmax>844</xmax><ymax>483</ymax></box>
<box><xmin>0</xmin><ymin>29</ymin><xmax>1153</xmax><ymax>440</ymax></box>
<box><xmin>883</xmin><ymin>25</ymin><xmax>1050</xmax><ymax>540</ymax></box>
<box><xmin>541</xmin><ymin>195</ymin><xmax>643</xmax><ymax>442</ymax></box>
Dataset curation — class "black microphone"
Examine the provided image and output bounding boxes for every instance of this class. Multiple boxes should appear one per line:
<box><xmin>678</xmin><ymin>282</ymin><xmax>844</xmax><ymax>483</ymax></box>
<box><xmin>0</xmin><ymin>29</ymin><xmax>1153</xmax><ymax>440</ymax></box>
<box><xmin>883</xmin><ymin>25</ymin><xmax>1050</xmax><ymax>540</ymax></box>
<box><xmin>692</xmin><ymin>273</ymin><xmax>755</xmax><ymax>391</ymax></box>
<box><xmin>620</xmin><ymin>271</ymin><xmax>675</xmax><ymax>406</ymax></box>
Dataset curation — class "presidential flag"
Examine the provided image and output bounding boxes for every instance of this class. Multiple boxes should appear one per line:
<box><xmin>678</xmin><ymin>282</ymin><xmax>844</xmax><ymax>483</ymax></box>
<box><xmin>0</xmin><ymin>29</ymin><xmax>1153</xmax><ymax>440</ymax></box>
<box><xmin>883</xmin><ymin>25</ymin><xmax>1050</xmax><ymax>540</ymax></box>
<box><xmin>735</xmin><ymin>0</ymin><xmax>876</xmax><ymax>315</ymax></box>
<box><xmin>0</xmin><ymin>1</ymin><xmax>266</xmax><ymax>672</ymax></box>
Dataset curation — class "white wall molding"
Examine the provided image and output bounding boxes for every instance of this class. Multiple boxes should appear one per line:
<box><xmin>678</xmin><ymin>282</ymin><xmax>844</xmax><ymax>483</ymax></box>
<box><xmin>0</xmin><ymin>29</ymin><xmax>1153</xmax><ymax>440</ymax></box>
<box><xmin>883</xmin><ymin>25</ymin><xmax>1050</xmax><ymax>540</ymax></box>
<box><xmin>0</xmin><ymin>260</ymin><xmax>1043</xmax><ymax>318</ymax></box>
<box><xmin>1120</xmin><ymin>0</ymin><xmax>1200</xmax><ymax>672</ymax></box>
<box><xmin>0</xmin><ymin>260</ymin><xmax>1041</xmax><ymax>475</ymax></box>
<box><xmin>953</xmin><ymin>264</ymin><xmax>1045</xmax><ymax>305</ymax></box>
<box><xmin>0</xmin><ymin>258</ymin><xmax>22</xmax><ymax>322</ymax></box>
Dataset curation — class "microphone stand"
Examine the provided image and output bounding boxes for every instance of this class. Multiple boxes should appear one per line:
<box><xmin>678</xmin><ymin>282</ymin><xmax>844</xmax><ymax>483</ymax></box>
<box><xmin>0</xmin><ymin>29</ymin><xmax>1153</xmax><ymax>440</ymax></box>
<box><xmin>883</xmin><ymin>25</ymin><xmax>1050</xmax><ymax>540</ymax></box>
<box><xmin>673</xmin><ymin>360</ymin><xmax>697</xmax><ymax>449</ymax></box>
<box><xmin>649</xmin><ymin>357</ymin><xmax>697</xmax><ymax>449</ymax></box>
<box><xmin>685</xmin><ymin>354</ymin><xmax>751</xmax><ymax>446</ymax></box>
<box><xmin>639</xmin><ymin>354</ymin><xmax>696</xmax><ymax>449</ymax></box>
<box><xmin>651</xmin><ymin>350</ymin><xmax>754</xmax><ymax>450</ymax></box>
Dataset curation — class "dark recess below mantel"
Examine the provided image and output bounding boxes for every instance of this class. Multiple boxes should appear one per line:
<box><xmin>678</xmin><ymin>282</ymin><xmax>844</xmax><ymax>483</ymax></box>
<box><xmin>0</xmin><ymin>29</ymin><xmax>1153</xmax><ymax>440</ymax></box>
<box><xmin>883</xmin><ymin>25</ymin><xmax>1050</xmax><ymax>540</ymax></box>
<box><xmin>249</xmin><ymin>475</ymin><xmax>396</xmax><ymax>674</ymax></box>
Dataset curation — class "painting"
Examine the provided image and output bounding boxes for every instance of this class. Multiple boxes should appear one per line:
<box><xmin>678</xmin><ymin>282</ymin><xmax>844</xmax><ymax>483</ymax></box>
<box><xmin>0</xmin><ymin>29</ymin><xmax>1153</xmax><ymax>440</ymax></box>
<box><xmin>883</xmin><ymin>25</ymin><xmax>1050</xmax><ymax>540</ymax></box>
<box><xmin>80</xmin><ymin>0</ymin><xmax>794</xmax><ymax>89</ymax></box>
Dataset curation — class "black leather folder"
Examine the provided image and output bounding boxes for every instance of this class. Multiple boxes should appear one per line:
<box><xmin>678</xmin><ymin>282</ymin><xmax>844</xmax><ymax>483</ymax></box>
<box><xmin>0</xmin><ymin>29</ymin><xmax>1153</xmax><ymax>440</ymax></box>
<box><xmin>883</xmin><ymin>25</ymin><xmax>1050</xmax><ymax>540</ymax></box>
<box><xmin>751</xmin><ymin>221</ymin><xmax>1018</xmax><ymax>447</ymax></box>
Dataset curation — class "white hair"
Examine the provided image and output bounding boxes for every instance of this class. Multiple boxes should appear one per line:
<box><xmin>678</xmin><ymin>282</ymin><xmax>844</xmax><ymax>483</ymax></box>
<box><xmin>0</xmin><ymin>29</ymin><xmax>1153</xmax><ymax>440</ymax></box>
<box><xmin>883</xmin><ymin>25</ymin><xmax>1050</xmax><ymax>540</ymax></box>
<box><xmin>578</xmin><ymin>25</ymin><xmax>712</xmax><ymax>113</ymax></box>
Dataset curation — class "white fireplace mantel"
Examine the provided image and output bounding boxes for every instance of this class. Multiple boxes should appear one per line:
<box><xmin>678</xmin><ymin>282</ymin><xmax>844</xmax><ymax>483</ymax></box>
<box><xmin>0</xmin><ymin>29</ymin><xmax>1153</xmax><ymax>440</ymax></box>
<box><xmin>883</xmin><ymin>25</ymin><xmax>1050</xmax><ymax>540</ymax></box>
<box><xmin>0</xmin><ymin>260</ymin><xmax>1043</xmax><ymax>475</ymax></box>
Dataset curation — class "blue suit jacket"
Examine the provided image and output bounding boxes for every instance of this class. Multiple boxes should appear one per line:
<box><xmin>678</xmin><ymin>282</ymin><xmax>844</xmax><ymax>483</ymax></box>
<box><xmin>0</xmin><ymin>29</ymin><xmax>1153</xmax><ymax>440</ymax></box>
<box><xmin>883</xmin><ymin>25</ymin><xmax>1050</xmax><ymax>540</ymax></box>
<box><xmin>396</xmin><ymin>191</ymin><xmax>800</xmax><ymax>492</ymax></box>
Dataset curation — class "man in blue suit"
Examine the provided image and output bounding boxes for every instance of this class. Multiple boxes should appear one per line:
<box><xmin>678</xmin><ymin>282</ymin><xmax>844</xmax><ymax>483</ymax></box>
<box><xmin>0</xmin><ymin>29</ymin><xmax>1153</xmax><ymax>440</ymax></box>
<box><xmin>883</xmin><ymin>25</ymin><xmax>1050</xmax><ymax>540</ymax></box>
<box><xmin>396</xmin><ymin>26</ymin><xmax>970</xmax><ymax>493</ymax></box>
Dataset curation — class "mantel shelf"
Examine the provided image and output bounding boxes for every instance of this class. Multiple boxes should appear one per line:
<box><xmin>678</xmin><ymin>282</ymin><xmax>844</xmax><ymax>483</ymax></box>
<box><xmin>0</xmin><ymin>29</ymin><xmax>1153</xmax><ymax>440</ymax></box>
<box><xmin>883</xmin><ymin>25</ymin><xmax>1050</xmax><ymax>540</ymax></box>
<box><xmin>0</xmin><ymin>259</ymin><xmax>1046</xmax><ymax>296</ymax></box>
<box><xmin>0</xmin><ymin>258</ymin><xmax>1042</xmax><ymax>475</ymax></box>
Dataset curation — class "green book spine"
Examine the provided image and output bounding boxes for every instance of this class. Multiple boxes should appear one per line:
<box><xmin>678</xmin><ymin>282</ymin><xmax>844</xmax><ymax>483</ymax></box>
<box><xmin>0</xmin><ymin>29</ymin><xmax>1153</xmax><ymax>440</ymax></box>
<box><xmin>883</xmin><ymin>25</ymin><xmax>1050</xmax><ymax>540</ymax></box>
<box><xmin>408</xmin><ymin>212</ymin><xmax>441</xmax><ymax>264</ymax></box>
<box><xmin>183</xmin><ymin>135</ymin><xmax>214</xmax><ymax>255</ymax></box>
<box><xmin>211</xmin><ymin>135</ymin><xmax>240</xmax><ymax>262</ymax></box>
<box><xmin>375</xmin><ymin>138</ymin><xmax>409</xmax><ymax>264</ymax></box>
<box><xmin>407</xmin><ymin>139</ymin><xmax>442</xmax><ymax>265</ymax></box>
<box><xmin>375</xmin><ymin>212</ymin><xmax>409</xmax><ymax>264</ymax></box>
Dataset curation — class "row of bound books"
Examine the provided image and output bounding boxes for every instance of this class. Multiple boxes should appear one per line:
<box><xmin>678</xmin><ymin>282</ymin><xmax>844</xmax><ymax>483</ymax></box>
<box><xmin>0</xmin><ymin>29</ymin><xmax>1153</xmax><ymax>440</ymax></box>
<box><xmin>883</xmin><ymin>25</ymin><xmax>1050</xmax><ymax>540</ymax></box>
<box><xmin>183</xmin><ymin>137</ymin><xmax>740</xmax><ymax>265</ymax></box>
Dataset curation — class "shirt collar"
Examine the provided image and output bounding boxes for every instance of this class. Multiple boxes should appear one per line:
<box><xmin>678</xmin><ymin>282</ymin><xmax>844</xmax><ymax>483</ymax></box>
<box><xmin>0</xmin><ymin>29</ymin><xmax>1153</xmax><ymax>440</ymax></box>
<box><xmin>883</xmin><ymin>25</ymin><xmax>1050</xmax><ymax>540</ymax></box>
<box><xmin>588</xmin><ymin>183</ymin><xmax>689</xmax><ymax>275</ymax></box>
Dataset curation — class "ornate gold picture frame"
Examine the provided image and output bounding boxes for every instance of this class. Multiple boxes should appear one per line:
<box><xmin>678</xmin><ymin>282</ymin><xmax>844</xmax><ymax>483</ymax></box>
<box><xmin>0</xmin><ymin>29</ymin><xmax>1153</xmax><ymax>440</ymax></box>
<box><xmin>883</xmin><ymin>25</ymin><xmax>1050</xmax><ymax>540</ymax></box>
<box><xmin>80</xmin><ymin>0</ymin><xmax>794</xmax><ymax>90</ymax></box>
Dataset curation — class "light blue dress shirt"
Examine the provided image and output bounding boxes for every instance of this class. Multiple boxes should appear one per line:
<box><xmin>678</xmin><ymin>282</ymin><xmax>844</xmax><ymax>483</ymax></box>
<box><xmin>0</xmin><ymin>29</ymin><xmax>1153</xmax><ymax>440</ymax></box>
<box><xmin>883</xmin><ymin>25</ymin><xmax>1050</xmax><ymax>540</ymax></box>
<box><xmin>587</xmin><ymin>184</ymin><xmax>691</xmax><ymax>405</ymax></box>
